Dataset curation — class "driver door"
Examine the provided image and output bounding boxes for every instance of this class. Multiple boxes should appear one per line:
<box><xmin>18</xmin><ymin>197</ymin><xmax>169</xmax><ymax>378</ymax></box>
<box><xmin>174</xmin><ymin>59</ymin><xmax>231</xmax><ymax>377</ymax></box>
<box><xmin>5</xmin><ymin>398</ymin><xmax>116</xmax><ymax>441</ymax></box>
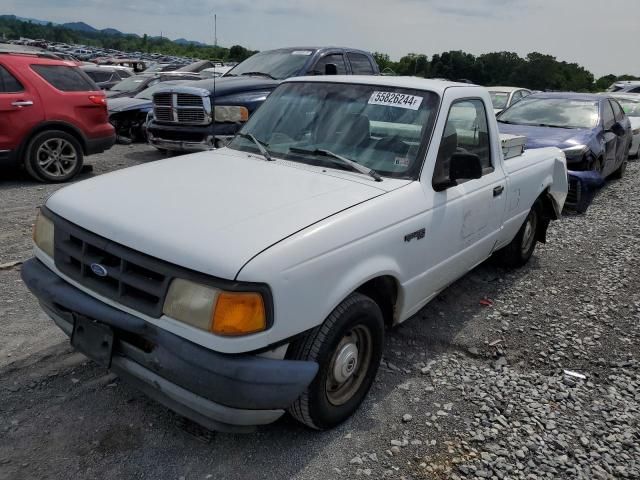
<box><xmin>422</xmin><ymin>97</ymin><xmax>507</xmax><ymax>295</ymax></box>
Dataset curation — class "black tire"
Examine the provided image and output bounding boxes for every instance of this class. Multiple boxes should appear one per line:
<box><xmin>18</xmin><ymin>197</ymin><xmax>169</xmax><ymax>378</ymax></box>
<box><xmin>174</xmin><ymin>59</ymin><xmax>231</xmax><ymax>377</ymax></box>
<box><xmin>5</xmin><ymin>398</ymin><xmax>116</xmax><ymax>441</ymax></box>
<box><xmin>287</xmin><ymin>292</ymin><xmax>384</xmax><ymax>430</ymax></box>
<box><xmin>497</xmin><ymin>200</ymin><xmax>541</xmax><ymax>268</ymax></box>
<box><xmin>25</xmin><ymin>130</ymin><xmax>84</xmax><ymax>183</ymax></box>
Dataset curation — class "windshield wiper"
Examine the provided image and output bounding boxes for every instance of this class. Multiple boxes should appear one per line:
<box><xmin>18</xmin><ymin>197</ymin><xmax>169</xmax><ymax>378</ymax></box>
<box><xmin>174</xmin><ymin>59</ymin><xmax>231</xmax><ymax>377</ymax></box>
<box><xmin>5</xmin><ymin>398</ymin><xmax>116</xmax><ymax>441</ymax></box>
<box><xmin>237</xmin><ymin>133</ymin><xmax>273</xmax><ymax>161</ymax></box>
<box><xmin>497</xmin><ymin>119</ymin><xmax>513</xmax><ymax>124</ymax></box>
<box><xmin>289</xmin><ymin>147</ymin><xmax>382</xmax><ymax>182</ymax></box>
<box><xmin>240</xmin><ymin>71</ymin><xmax>277</xmax><ymax>80</ymax></box>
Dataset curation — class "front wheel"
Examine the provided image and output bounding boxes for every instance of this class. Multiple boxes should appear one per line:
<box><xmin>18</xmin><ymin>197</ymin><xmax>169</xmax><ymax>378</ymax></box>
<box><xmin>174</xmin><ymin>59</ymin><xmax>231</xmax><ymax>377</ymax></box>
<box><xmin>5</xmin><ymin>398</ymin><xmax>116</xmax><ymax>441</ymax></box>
<box><xmin>287</xmin><ymin>292</ymin><xmax>384</xmax><ymax>430</ymax></box>
<box><xmin>497</xmin><ymin>200</ymin><xmax>541</xmax><ymax>268</ymax></box>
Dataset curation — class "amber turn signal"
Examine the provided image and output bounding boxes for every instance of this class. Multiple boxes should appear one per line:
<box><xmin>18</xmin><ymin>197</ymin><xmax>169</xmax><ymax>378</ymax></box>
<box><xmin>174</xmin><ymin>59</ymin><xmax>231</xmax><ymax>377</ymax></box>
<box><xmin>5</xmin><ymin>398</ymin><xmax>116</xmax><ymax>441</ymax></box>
<box><xmin>211</xmin><ymin>292</ymin><xmax>266</xmax><ymax>336</ymax></box>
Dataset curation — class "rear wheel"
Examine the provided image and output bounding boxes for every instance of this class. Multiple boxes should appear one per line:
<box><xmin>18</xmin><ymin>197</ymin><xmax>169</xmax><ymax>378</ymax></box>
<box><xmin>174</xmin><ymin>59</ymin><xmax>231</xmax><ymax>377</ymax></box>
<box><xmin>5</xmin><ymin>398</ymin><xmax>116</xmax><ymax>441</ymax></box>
<box><xmin>497</xmin><ymin>200</ymin><xmax>541</xmax><ymax>268</ymax></box>
<box><xmin>287</xmin><ymin>292</ymin><xmax>384</xmax><ymax>430</ymax></box>
<box><xmin>25</xmin><ymin>130</ymin><xmax>83</xmax><ymax>183</ymax></box>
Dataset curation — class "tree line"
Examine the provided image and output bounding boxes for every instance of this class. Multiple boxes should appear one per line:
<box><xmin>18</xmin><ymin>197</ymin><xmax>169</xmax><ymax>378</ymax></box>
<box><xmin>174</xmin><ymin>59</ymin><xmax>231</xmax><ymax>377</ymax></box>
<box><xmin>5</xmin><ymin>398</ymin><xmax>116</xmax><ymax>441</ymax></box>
<box><xmin>374</xmin><ymin>51</ymin><xmax>638</xmax><ymax>92</ymax></box>
<box><xmin>1</xmin><ymin>16</ymin><xmax>637</xmax><ymax>90</ymax></box>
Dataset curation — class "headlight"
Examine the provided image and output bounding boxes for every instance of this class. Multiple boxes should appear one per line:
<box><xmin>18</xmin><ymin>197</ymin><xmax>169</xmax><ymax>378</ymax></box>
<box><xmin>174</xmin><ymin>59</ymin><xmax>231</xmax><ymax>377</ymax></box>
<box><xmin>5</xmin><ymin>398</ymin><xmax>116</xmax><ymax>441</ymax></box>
<box><xmin>214</xmin><ymin>105</ymin><xmax>249</xmax><ymax>123</ymax></box>
<box><xmin>163</xmin><ymin>278</ymin><xmax>266</xmax><ymax>336</ymax></box>
<box><xmin>33</xmin><ymin>210</ymin><xmax>54</xmax><ymax>257</ymax></box>
<box><xmin>562</xmin><ymin>145</ymin><xmax>588</xmax><ymax>162</ymax></box>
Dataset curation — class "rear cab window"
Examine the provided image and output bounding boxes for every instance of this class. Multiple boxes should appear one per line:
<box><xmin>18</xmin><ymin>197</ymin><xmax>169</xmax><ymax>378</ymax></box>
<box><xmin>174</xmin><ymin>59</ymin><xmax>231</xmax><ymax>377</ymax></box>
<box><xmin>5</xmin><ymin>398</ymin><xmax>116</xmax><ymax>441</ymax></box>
<box><xmin>31</xmin><ymin>64</ymin><xmax>98</xmax><ymax>92</ymax></box>
<box><xmin>0</xmin><ymin>64</ymin><xmax>24</xmax><ymax>93</ymax></box>
<box><xmin>347</xmin><ymin>53</ymin><xmax>375</xmax><ymax>75</ymax></box>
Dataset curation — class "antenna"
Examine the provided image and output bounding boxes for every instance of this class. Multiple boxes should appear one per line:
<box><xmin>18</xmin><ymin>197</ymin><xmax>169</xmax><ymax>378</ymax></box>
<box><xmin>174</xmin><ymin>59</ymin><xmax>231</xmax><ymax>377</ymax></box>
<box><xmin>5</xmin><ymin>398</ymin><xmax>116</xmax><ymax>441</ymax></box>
<box><xmin>212</xmin><ymin>11</ymin><xmax>216</xmax><ymax>148</ymax></box>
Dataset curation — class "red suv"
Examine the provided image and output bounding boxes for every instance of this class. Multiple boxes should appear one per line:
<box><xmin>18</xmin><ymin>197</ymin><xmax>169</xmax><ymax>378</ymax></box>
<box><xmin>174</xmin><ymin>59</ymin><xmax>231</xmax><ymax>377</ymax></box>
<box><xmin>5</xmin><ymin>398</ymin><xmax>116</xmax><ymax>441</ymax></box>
<box><xmin>0</xmin><ymin>52</ymin><xmax>115</xmax><ymax>182</ymax></box>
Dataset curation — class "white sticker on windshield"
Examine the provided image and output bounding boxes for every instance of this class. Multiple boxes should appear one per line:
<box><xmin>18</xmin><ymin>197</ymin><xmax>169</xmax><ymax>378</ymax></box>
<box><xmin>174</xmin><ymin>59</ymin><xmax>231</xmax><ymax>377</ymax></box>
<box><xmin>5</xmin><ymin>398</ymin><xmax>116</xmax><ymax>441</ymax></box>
<box><xmin>368</xmin><ymin>91</ymin><xmax>423</xmax><ymax>110</ymax></box>
<box><xmin>291</xmin><ymin>50</ymin><xmax>313</xmax><ymax>56</ymax></box>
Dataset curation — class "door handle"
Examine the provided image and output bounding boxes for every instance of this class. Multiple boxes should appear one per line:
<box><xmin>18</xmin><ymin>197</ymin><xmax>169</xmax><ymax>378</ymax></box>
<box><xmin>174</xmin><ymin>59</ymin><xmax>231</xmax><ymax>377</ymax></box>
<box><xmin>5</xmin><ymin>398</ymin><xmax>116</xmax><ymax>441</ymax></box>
<box><xmin>11</xmin><ymin>100</ymin><xmax>33</xmax><ymax>107</ymax></box>
<box><xmin>493</xmin><ymin>185</ymin><xmax>504</xmax><ymax>197</ymax></box>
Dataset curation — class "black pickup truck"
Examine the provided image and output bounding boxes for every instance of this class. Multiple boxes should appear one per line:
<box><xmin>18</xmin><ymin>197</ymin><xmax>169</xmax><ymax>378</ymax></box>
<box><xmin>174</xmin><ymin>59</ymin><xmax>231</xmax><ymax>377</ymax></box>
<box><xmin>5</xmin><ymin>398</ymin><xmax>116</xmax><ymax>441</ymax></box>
<box><xmin>146</xmin><ymin>47</ymin><xmax>379</xmax><ymax>151</ymax></box>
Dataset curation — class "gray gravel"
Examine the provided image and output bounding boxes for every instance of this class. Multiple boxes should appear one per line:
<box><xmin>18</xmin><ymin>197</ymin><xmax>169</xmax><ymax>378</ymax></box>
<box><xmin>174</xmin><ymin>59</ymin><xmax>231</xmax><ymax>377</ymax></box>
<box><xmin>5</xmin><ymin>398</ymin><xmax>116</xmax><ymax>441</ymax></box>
<box><xmin>1</xmin><ymin>146</ymin><xmax>638</xmax><ymax>479</ymax></box>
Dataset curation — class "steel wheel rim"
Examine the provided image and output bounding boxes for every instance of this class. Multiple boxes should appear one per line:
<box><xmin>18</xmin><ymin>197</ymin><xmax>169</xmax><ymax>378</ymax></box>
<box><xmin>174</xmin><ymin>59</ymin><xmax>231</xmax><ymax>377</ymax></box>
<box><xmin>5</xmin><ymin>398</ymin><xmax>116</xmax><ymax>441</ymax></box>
<box><xmin>37</xmin><ymin>139</ymin><xmax>77</xmax><ymax>177</ymax></box>
<box><xmin>325</xmin><ymin>325</ymin><xmax>373</xmax><ymax>406</ymax></box>
<box><xmin>521</xmin><ymin>210</ymin><xmax>537</xmax><ymax>256</ymax></box>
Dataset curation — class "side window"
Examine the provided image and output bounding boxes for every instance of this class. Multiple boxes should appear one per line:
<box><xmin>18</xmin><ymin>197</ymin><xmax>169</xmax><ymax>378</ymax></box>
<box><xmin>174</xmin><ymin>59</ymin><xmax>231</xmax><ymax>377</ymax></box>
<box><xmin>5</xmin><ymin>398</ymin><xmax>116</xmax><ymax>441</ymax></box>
<box><xmin>610</xmin><ymin>100</ymin><xmax>625</xmax><ymax>121</ymax></box>
<box><xmin>347</xmin><ymin>53</ymin><xmax>374</xmax><ymax>75</ymax></box>
<box><xmin>311</xmin><ymin>54</ymin><xmax>347</xmax><ymax>75</ymax></box>
<box><xmin>432</xmin><ymin>99</ymin><xmax>492</xmax><ymax>187</ymax></box>
<box><xmin>522</xmin><ymin>90</ymin><xmax>531</xmax><ymax>98</ymax></box>
<box><xmin>602</xmin><ymin>100</ymin><xmax>615</xmax><ymax>129</ymax></box>
<box><xmin>0</xmin><ymin>65</ymin><xmax>24</xmax><ymax>93</ymax></box>
<box><xmin>629</xmin><ymin>87</ymin><xmax>640</xmax><ymax>93</ymax></box>
<box><xmin>511</xmin><ymin>91</ymin><xmax>522</xmax><ymax>104</ymax></box>
<box><xmin>31</xmin><ymin>65</ymin><xmax>96</xmax><ymax>91</ymax></box>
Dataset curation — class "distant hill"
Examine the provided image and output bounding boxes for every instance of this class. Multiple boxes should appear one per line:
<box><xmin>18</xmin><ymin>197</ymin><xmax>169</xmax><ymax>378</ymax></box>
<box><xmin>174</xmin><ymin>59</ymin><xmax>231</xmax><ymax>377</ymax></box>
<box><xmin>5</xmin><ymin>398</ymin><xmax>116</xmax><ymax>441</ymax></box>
<box><xmin>174</xmin><ymin>38</ymin><xmax>207</xmax><ymax>46</ymax></box>
<box><xmin>62</xmin><ymin>21</ymin><xmax>98</xmax><ymax>33</ymax></box>
<box><xmin>0</xmin><ymin>14</ymin><xmax>195</xmax><ymax>43</ymax></box>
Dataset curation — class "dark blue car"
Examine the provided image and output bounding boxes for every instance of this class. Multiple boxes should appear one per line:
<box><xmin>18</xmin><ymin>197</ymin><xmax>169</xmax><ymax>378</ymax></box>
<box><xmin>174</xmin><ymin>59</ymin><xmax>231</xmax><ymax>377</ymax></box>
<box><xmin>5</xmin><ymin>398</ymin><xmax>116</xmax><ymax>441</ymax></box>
<box><xmin>497</xmin><ymin>92</ymin><xmax>632</xmax><ymax>178</ymax></box>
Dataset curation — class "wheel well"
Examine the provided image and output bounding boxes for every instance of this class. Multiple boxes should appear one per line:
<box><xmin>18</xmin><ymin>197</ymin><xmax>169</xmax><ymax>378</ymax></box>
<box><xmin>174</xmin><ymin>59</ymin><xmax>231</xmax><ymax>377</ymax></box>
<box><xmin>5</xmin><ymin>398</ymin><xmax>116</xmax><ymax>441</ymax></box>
<box><xmin>355</xmin><ymin>276</ymin><xmax>399</xmax><ymax>327</ymax></box>
<box><xmin>535</xmin><ymin>189</ymin><xmax>557</xmax><ymax>243</ymax></box>
<box><xmin>17</xmin><ymin>122</ymin><xmax>88</xmax><ymax>162</ymax></box>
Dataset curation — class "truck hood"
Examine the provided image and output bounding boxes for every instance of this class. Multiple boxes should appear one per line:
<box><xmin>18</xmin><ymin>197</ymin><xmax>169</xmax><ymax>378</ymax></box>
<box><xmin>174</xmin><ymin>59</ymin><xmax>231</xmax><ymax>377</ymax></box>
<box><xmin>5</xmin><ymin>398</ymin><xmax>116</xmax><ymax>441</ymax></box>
<box><xmin>174</xmin><ymin>76</ymin><xmax>280</xmax><ymax>98</ymax></box>
<box><xmin>498</xmin><ymin>123</ymin><xmax>596</xmax><ymax>150</ymax></box>
<box><xmin>46</xmin><ymin>149</ymin><xmax>388</xmax><ymax>280</ymax></box>
<box><xmin>107</xmin><ymin>96</ymin><xmax>152</xmax><ymax>114</ymax></box>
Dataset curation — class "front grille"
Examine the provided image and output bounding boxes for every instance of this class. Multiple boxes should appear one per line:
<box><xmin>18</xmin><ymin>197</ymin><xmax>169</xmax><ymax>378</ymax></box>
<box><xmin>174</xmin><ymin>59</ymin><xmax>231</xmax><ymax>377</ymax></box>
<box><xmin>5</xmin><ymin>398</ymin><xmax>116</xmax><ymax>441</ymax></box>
<box><xmin>177</xmin><ymin>93</ymin><xmax>203</xmax><ymax>106</ymax></box>
<box><xmin>152</xmin><ymin>91</ymin><xmax>209</xmax><ymax>125</ymax></box>
<box><xmin>53</xmin><ymin>216</ymin><xmax>172</xmax><ymax>318</ymax></box>
<box><xmin>177</xmin><ymin>110</ymin><xmax>205</xmax><ymax>123</ymax></box>
<box><xmin>154</xmin><ymin>93</ymin><xmax>172</xmax><ymax>106</ymax></box>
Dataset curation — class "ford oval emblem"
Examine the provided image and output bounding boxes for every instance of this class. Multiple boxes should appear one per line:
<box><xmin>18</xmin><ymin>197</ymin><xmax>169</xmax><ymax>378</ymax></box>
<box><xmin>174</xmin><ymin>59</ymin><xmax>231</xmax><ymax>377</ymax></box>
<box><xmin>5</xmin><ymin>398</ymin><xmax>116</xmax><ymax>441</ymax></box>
<box><xmin>90</xmin><ymin>263</ymin><xmax>108</xmax><ymax>277</ymax></box>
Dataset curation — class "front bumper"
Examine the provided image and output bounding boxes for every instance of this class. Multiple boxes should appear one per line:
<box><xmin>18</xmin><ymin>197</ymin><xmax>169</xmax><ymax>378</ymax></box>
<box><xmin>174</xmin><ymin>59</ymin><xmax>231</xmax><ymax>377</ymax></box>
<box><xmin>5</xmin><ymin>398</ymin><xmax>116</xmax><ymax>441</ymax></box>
<box><xmin>21</xmin><ymin>258</ymin><xmax>318</xmax><ymax>432</ymax></box>
<box><xmin>147</xmin><ymin>121</ymin><xmax>237</xmax><ymax>152</ymax></box>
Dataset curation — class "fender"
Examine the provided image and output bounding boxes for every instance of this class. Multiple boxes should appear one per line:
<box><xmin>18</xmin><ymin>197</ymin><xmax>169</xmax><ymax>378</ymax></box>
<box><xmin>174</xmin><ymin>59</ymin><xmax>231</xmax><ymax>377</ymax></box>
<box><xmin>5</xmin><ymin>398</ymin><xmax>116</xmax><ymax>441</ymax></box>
<box><xmin>319</xmin><ymin>256</ymin><xmax>405</xmax><ymax>327</ymax></box>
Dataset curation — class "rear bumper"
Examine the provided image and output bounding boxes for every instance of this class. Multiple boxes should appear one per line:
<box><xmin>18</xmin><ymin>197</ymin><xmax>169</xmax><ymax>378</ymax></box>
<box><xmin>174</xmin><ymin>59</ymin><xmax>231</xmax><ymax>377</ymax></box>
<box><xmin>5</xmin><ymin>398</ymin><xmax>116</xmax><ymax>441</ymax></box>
<box><xmin>85</xmin><ymin>133</ymin><xmax>116</xmax><ymax>155</ymax></box>
<box><xmin>21</xmin><ymin>258</ymin><xmax>318</xmax><ymax>432</ymax></box>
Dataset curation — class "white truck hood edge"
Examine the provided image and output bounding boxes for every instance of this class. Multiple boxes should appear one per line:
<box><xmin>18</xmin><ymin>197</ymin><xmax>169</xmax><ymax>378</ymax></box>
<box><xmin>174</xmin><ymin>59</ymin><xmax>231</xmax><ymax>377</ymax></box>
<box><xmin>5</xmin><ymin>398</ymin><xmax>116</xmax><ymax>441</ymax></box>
<box><xmin>46</xmin><ymin>150</ymin><xmax>390</xmax><ymax>280</ymax></box>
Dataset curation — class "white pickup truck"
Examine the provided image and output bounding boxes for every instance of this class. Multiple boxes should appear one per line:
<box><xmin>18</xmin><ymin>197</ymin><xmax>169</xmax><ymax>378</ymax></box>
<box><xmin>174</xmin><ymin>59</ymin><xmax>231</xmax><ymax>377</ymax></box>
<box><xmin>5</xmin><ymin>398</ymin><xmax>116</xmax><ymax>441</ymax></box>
<box><xmin>23</xmin><ymin>76</ymin><xmax>568</xmax><ymax>432</ymax></box>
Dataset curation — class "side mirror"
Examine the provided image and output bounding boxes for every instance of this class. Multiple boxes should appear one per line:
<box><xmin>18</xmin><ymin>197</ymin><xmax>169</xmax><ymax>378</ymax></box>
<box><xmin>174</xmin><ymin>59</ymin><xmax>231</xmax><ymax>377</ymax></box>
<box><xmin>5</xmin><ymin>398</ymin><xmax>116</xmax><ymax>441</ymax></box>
<box><xmin>609</xmin><ymin>121</ymin><xmax>626</xmax><ymax>137</ymax></box>
<box><xmin>324</xmin><ymin>63</ymin><xmax>338</xmax><ymax>75</ymax></box>
<box><xmin>450</xmin><ymin>152</ymin><xmax>483</xmax><ymax>183</ymax></box>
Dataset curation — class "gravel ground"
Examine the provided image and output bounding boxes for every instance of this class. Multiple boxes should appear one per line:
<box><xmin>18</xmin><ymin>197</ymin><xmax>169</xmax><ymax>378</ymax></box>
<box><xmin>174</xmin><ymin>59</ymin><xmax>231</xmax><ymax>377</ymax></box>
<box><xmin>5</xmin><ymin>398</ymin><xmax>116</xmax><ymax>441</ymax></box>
<box><xmin>1</xmin><ymin>145</ymin><xmax>638</xmax><ymax>480</ymax></box>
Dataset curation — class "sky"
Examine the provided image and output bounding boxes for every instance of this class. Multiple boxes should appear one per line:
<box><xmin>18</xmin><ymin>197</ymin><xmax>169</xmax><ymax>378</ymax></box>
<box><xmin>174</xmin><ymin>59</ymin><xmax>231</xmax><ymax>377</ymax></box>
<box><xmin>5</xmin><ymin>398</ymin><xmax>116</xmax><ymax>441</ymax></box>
<box><xmin>4</xmin><ymin>0</ymin><xmax>639</xmax><ymax>77</ymax></box>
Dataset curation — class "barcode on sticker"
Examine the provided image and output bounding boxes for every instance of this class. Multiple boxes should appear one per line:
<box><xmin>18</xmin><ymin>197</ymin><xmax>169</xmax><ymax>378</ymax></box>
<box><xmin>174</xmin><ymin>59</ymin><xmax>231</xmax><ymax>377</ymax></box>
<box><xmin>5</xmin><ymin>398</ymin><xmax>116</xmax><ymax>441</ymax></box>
<box><xmin>368</xmin><ymin>91</ymin><xmax>423</xmax><ymax>110</ymax></box>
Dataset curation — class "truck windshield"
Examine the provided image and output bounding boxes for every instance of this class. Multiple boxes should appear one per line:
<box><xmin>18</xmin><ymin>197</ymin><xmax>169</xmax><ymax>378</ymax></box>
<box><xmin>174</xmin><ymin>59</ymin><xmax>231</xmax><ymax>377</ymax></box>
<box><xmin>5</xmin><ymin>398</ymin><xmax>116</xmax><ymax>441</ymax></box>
<box><xmin>227</xmin><ymin>81</ymin><xmax>440</xmax><ymax>179</ymax></box>
<box><xmin>225</xmin><ymin>50</ymin><xmax>316</xmax><ymax>80</ymax></box>
<box><xmin>498</xmin><ymin>97</ymin><xmax>599</xmax><ymax>129</ymax></box>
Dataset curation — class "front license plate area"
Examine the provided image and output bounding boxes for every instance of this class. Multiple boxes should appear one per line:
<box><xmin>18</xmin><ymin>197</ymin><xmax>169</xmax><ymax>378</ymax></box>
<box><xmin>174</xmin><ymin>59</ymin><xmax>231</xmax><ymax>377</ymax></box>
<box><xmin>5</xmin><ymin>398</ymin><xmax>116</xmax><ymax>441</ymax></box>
<box><xmin>71</xmin><ymin>315</ymin><xmax>114</xmax><ymax>368</ymax></box>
